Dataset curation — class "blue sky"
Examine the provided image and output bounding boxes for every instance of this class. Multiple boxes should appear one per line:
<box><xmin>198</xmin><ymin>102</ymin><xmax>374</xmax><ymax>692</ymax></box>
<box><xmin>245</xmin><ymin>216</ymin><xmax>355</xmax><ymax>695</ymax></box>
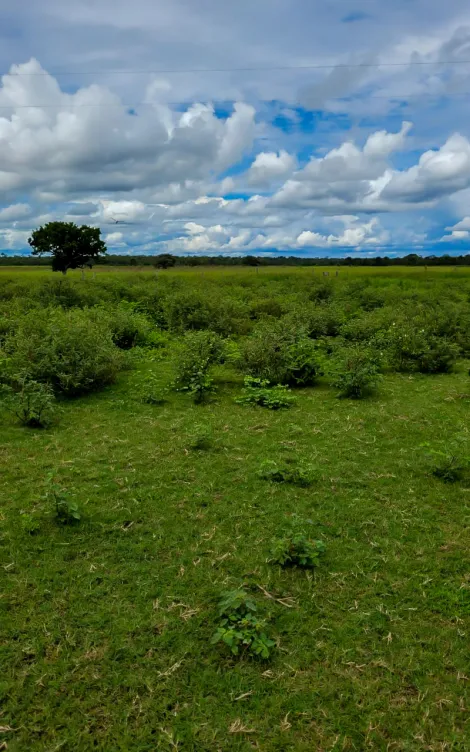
<box><xmin>1</xmin><ymin>0</ymin><xmax>470</xmax><ymax>256</ymax></box>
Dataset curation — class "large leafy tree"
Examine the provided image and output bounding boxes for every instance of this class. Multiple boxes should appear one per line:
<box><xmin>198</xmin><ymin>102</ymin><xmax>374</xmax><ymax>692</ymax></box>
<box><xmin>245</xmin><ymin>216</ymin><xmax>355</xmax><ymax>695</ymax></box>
<box><xmin>28</xmin><ymin>222</ymin><xmax>107</xmax><ymax>274</ymax></box>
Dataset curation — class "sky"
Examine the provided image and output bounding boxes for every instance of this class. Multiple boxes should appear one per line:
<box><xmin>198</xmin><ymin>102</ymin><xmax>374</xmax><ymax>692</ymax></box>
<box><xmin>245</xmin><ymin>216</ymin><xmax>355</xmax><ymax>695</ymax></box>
<box><xmin>1</xmin><ymin>1</ymin><xmax>470</xmax><ymax>257</ymax></box>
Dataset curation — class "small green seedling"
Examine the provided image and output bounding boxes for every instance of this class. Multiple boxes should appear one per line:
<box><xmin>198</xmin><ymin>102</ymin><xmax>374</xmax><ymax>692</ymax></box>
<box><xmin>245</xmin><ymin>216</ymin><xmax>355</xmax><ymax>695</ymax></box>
<box><xmin>45</xmin><ymin>474</ymin><xmax>81</xmax><ymax>525</ymax></box>
<box><xmin>19</xmin><ymin>512</ymin><xmax>40</xmax><ymax>535</ymax></box>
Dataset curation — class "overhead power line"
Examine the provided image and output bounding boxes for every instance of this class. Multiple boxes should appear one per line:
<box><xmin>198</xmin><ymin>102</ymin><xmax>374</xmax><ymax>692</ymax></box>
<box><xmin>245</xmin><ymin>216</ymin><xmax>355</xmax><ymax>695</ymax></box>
<box><xmin>4</xmin><ymin>59</ymin><xmax>470</xmax><ymax>77</ymax></box>
<box><xmin>2</xmin><ymin>91</ymin><xmax>470</xmax><ymax>110</ymax></box>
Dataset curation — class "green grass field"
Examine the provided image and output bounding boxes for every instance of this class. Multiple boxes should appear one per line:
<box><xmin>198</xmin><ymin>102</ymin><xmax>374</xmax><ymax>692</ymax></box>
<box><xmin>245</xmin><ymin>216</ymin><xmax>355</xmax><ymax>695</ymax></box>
<box><xmin>1</xmin><ymin>263</ymin><xmax>470</xmax><ymax>278</ymax></box>
<box><xmin>1</xmin><ymin>267</ymin><xmax>470</xmax><ymax>751</ymax></box>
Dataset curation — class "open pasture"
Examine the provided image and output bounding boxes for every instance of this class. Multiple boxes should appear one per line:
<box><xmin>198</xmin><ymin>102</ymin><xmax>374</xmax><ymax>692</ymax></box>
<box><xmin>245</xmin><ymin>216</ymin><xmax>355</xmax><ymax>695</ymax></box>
<box><xmin>1</xmin><ymin>265</ymin><xmax>469</xmax><ymax>751</ymax></box>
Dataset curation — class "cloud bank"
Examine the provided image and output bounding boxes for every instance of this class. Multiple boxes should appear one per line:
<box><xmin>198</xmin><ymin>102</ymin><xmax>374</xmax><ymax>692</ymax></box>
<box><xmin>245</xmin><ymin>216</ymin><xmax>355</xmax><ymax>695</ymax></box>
<box><xmin>1</xmin><ymin>0</ymin><xmax>470</xmax><ymax>255</ymax></box>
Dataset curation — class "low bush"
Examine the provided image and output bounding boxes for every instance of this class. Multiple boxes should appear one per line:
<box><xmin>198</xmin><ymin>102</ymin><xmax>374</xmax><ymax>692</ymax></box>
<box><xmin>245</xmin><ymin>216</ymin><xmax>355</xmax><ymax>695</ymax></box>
<box><xmin>35</xmin><ymin>277</ymin><xmax>86</xmax><ymax>309</ymax></box>
<box><xmin>387</xmin><ymin>326</ymin><xmax>460</xmax><ymax>374</ymax></box>
<box><xmin>290</xmin><ymin>302</ymin><xmax>346</xmax><ymax>339</ymax></box>
<box><xmin>95</xmin><ymin>303</ymin><xmax>158</xmax><ymax>350</ymax></box>
<box><xmin>249</xmin><ymin>298</ymin><xmax>285</xmax><ymax>320</ymax></box>
<box><xmin>44</xmin><ymin>475</ymin><xmax>81</xmax><ymax>525</ymax></box>
<box><xmin>258</xmin><ymin>460</ymin><xmax>316</xmax><ymax>487</ymax></box>
<box><xmin>206</xmin><ymin>296</ymin><xmax>251</xmax><ymax>336</ymax></box>
<box><xmin>211</xmin><ymin>589</ymin><xmax>275</xmax><ymax>660</ymax></box>
<box><xmin>4</xmin><ymin>308</ymin><xmax>124</xmax><ymax>396</ymax></box>
<box><xmin>2</xmin><ymin>377</ymin><xmax>56</xmax><ymax>428</ymax></box>
<box><xmin>19</xmin><ymin>512</ymin><xmax>41</xmax><ymax>535</ymax></box>
<box><xmin>236</xmin><ymin>377</ymin><xmax>296</xmax><ymax>409</ymax></box>
<box><xmin>137</xmin><ymin>373</ymin><xmax>168</xmax><ymax>405</ymax></box>
<box><xmin>308</xmin><ymin>280</ymin><xmax>334</xmax><ymax>303</ymax></box>
<box><xmin>339</xmin><ymin>306</ymin><xmax>396</xmax><ymax>343</ymax></box>
<box><xmin>162</xmin><ymin>291</ymin><xmax>211</xmax><ymax>331</ymax></box>
<box><xmin>173</xmin><ymin>331</ymin><xmax>224</xmax><ymax>404</ymax></box>
<box><xmin>422</xmin><ymin>439</ymin><xmax>469</xmax><ymax>483</ymax></box>
<box><xmin>270</xmin><ymin>531</ymin><xmax>326</xmax><ymax>568</ymax></box>
<box><xmin>188</xmin><ymin>425</ymin><xmax>215</xmax><ymax>451</ymax></box>
<box><xmin>240</xmin><ymin>320</ymin><xmax>321</xmax><ymax>386</ymax></box>
<box><xmin>327</xmin><ymin>346</ymin><xmax>381</xmax><ymax>398</ymax></box>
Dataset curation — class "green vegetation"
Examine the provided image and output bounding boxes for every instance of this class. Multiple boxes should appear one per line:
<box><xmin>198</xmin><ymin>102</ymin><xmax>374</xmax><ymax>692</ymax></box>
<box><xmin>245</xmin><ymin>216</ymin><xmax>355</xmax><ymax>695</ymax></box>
<box><xmin>28</xmin><ymin>221</ymin><xmax>107</xmax><ymax>274</ymax></box>
<box><xmin>1</xmin><ymin>377</ymin><xmax>56</xmax><ymax>428</ymax></box>
<box><xmin>270</xmin><ymin>521</ymin><xmax>327</xmax><ymax>569</ymax></box>
<box><xmin>235</xmin><ymin>376</ymin><xmax>296</xmax><ymax>409</ymax></box>
<box><xmin>1</xmin><ymin>265</ymin><xmax>470</xmax><ymax>750</ymax></box>
<box><xmin>211</xmin><ymin>589</ymin><xmax>276</xmax><ymax>660</ymax></box>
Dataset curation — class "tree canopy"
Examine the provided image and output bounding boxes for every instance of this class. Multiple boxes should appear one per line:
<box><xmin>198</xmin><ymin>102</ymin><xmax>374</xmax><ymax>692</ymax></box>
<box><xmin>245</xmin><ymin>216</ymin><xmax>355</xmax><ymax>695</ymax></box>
<box><xmin>28</xmin><ymin>222</ymin><xmax>107</xmax><ymax>274</ymax></box>
<box><xmin>153</xmin><ymin>253</ymin><xmax>177</xmax><ymax>269</ymax></box>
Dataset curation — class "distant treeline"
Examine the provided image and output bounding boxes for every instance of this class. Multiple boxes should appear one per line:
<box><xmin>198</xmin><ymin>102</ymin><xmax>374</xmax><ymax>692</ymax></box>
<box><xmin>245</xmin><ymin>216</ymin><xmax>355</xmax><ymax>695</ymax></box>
<box><xmin>1</xmin><ymin>252</ymin><xmax>470</xmax><ymax>267</ymax></box>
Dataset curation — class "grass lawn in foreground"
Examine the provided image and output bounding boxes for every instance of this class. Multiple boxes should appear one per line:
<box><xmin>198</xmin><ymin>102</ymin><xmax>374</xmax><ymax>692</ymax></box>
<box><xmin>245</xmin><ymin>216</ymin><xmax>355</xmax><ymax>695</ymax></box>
<box><xmin>1</xmin><ymin>355</ymin><xmax>469</xmax><ymax>751</ymax></box>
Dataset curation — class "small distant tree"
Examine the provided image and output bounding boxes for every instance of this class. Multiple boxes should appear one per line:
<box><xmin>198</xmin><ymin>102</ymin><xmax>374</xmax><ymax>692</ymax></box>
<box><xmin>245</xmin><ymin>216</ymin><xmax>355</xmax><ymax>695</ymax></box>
<box><xmin>244</xmin><ymin>255</ymin><xmax>261</xmax><ymax>267</ymax></box>
<box><xmin>28</xmin><ymin>222</ymin><xmax>107</xmax><ymax>274</ymax></box>
<box><xmin>153</xmin><ymin>253</ymin><xmax>176</xmax><ymax>270</ymax></box>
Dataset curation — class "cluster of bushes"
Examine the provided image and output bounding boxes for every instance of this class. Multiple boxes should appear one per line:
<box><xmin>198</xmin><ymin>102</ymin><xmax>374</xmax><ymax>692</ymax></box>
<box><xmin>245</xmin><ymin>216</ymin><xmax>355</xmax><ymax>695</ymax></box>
<box><xmin>1</xmin><ymin>270</ymin><xmax>469</xmax><ymax>426</ymax></box>
<box><xmin>0</xmin><ymin>300</ymin><xmax>164</xmax><ymax>426</ymax></box>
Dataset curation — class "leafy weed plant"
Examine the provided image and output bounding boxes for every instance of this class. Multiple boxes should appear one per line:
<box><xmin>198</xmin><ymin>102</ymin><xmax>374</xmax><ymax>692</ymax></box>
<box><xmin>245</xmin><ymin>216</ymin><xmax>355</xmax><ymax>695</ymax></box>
<box><xmin>188</xmin><ymin>425</ymin><xmax>215</xmax><ymax>451</ymax></box>
<box><xmin>173</xmin><ymin>331</ymin><xmax>224</xmax><ymax>404</ymax></box>
<box><xmin>421</xmin><ymin>439</ymin><xmax>470</xmax><ymax>483</ymax></box>
<box><xmin>44</xmin><ymin>475</ymin><xmax>81</xmax><ymax>525</ymax></box>
<box><xmin>236</xmin><ymin>376</ymin><xmax>296</xmax><ymax>409</ymax></box>
<box><xmin>2</xmin><ymin>376</ymin><xmax>56</xmax><ymax>428</ymax></box>
<box><xmin>270</xmin><ymin>528</ymin><xmax>326</xmax><ymax>568</ymax></box>
<box><xmin>139</xmin><ymin>373</ymin><xmax>169</xmax><ymax>405</ymax></box>
<box><xmin>19</xmin><ymin>512</ymin><xmax>41</xmax><ymax>535</ymax></box>
<box><xmin>327</xmin><ymin>346</ymin><xmax>381</xmax><ymax>399</ymax></box>
<box><xmin>259</xmin><ymin>459</ymin><xmax>316</xmax><ymax>487</ymax></box>
<box><xmin>211</xmin><ymin>589</ymin><xmax>276</xmax><ymax>660</ymax></box>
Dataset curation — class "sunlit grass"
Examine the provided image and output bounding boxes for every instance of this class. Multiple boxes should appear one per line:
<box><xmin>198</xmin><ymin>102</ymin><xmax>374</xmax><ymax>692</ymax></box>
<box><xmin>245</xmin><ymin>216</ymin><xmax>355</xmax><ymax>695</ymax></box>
<box><xmin>1</xmin><ymin>353</ymin><xmax>469</xmax><ymax>750</ymax></box>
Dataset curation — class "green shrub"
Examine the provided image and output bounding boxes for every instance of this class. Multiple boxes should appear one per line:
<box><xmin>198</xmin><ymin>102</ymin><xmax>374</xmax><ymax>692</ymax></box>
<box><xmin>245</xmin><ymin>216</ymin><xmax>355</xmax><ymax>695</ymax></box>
<box><xmin>0</xmin><ymin>313</ymin><xmax>14</xmax><ymax>346</ymax></box>
<box><xmin>308</xmin><ymin>281</ymin><xmax>334</xmax><ymax>303</ymax></box>
<box><xmin>138</xmin><ymin>374</ymin><xmax>168</xmax><ymax>405</ymax></box>
<box><xmin>44</xmin><ymin>475</ymin><xmax>81</xmax><ymax>525</ymax></box>
<box><xmin>259</xmin><ymin>460</ymin><xmax>316</xmax><ymax>487</ymax></box>
<box><xmin>173</xmin><ymin>331</ymin><xmax>224</xmax><ymax>404</ymax></box>
<box><xmin>339</xmin><ymin>306</ymin><xmax>396</xmax><ymax>343</ymax></box>
<box><xmin>2</xmin><ymin>377</ymin><xmax>56</xmax><ymax>428</ymax></box>
<box><xmin>236</xmin><ymin>377</ymin><xmax>296</xmax><ymax>409</ymax></box>
<box><xmin>249</xmin><ymin>298</ymin><xmax>285</xmax><ymax>320</ymax></box>
<box><xmin>19</xmin><ymin>512</ymin><xmax>41</xmax><ymax>535</ymax></box>
<box><xmin>270</xmin><ymin>532</ymin><xmax>326</xmax><ymax>568</ymax></box>
<box><xmin>422</xmin><ymin>439</ymin><xmax>469</xmax><ymax>483</ymax></box>
<box><xmin>290</xmin><ymin>303</ymin><xmax>346</xmax><ymax>339</ymax></box>
<box><xmin>285</xmin><ymin>339</ymin><xmax>321</xmax><ymax>386</ymax></box>
<box><xmin>206</xmin><ymin>297</ymin><xmax>251</xmax><ymax>336</ymax></box>
<box><xmin>211</xmin><ymin>589</ymin><xmax>275</xmax><ymax>660</ymax></box>
<box><xmin>188</xmin><ymin>425</ymin><xmax>215</xmax><ymax>451</ymax></box>
<box><xmin>97</xmin><ymin>303</ymin><xmax>157</xmax><ymax>350</ymax></box>
<box><xmin>388</xmin><ymin>326</ymin><xmax>460</xmax><ymax>374</ymax></box>
<box><xmin>162</xmin><ymin>291</ymin><xmax>211</xmax><ymax>331</ymax></box>
<box><xmin>4</xmin><ymin>308</ymin><xmax>124</xmax><ymax>396</ymax></box>
<box><xmin>327</xmin><ymin>346</ymin><xmax>381</xmax><ymax>399</ymax></box>
<box><xmin>240</xmin><ymin>320</ymin><xmax>321</xmax><ymax>386</ymax></box>
<box><xmin>35</xmin><ymin>277</ymin><xmax>85</xmax><ymax>308</ymax></box>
